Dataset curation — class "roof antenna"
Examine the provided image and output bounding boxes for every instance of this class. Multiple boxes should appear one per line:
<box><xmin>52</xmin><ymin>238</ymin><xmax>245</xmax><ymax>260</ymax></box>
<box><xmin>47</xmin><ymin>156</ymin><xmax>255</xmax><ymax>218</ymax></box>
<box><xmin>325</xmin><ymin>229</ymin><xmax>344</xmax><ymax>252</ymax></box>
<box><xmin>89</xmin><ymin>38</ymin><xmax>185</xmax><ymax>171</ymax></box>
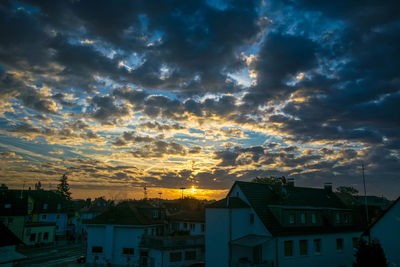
<box><xmin>362</xmin><ymin>163</ymin><xmax>369</xmax><ymax>228</ymax></box>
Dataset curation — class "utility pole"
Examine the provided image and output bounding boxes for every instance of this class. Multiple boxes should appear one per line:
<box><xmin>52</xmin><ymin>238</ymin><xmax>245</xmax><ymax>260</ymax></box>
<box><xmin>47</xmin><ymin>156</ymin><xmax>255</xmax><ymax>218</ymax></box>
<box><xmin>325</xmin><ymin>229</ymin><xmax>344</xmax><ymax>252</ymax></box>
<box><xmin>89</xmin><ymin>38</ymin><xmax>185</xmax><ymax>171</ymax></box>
<box><xmin>143</xmin><ymin>185</ymin><xmax>148</xmax><ymax>200</ymax></box>
<box><xmin>362</xmin><ymin>163</ymin><xmax>369</xmax><ymax>229</ymax></box>
<box><xmin>180</xmin><ymin>187</ymin><xmax>185</xmax><ymax>199</ymax></box>
<box><xmin>158</xmin><ymin>192</ymin><xmax>162</xmax><ymax>207</ymax></box>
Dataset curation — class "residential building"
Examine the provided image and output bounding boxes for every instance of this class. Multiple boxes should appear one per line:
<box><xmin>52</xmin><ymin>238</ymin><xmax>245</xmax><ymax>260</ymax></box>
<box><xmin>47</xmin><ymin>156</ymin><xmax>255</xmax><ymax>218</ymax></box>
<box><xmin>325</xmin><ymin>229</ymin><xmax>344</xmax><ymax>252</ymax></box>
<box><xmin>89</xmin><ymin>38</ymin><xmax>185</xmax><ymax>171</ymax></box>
<box><xmin>0</xmin><ymin>222</ymin><xmax>26</xmax><ymax>266</ymax></box>
<box><xmin>363</xmin><ymin>197</ymin><xmax>400</xmax><ymax>267</ymax></box>
<box><xmin>206</xmin><ymin>181</ymin><xmax>364</xmax><ymax>267</ymax></box>
<box><xmin>85</xmin><ymin>201</ymin><xmax>164</xmax><ymax>266</ymax></box>
<box><xmin>168</xmin><ymin>210</ymin><xmax>205</xmax><ymax>235</ymax></box>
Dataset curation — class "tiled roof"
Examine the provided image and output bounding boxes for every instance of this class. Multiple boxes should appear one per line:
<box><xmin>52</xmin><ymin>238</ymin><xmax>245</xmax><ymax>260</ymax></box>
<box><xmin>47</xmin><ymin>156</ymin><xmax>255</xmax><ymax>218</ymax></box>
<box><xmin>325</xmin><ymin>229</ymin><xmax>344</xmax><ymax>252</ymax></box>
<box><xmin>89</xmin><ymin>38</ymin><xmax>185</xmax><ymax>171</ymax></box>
<box><xmin>0</xmin><ymin>190</ymin><xmax>28</xmax><ymax>216</ymax></box>
<box><xmin>167</xmin><ymin>210</ymin><xmax>205</xmax><ymax>222</ymax></box>
<box><xmin>234</xmin><ymin>181</ymin><xmax>364</xmax><ymax>236</ymax></box>
<box><xmin>88</xmin><ymin>202</ymin><xmax>162</xmax><ymax>225</ymax></box>
<box><xmin>0</xmin><ymin>222</ymin><xmax>22</xmax><ymax>246</ymax></box>
<box><xmin>206</xmin><ymin>197</ymin><xmax>250</xmax><ymax>209</ymax></box>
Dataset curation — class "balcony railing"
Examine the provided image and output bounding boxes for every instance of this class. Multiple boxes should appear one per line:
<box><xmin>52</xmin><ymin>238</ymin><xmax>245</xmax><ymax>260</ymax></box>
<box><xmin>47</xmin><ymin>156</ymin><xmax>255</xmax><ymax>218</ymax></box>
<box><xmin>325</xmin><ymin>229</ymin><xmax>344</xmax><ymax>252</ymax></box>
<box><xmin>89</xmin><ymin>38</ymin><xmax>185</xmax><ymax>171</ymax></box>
<box><xmin>140</xmin><ymin>234</ymin><xmax>204</xmax><ymax>250</ymax></box>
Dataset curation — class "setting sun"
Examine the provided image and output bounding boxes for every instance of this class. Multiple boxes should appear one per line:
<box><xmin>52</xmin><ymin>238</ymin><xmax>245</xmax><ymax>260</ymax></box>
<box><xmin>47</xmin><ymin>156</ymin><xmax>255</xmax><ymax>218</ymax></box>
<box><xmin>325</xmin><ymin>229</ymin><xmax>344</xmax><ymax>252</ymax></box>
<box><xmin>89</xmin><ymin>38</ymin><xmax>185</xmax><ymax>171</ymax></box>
<box><xmin>191</xmin><ymin>185</ymin><xmax>197</xmax><ymax>193</ymax></box>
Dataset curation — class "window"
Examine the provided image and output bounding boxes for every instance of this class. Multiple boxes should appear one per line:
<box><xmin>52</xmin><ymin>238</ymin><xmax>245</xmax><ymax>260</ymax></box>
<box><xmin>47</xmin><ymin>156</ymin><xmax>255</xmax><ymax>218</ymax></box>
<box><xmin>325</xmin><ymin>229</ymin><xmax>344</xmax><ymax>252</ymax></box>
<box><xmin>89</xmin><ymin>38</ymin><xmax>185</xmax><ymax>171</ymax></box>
<box><xmin>250</xmin><ymin>213</ymin><xmax>254</xmax><ymax>224</ymax></box>
<box><xmin>311</xmin><ymin>213</ymin><xmax>316</xmax><ymax>224</ymax></box>
<box><xmin>184</xmin><ymin>223</ymin><xmax>188</xmax><ymax>229</ymax></box>
<box><xmin>201</xmin><ymin>224</ymin><xmax>205</xmax><ymax>232</ymax></box>
<box><xmin>57</xmin><ymin>203</ymin><xmax>61</xmax><ymax>210</ymax></box>
<box><xmin>123</xmin><ymin>248</ymin><xmax>134</xmax><ymax>255</ymax></box>
<box><xmin>42</xmin><ymin>214</ymin><xmax>47</xmax><ymax>220</ymax></box>
<box><xmin>92</xmin><ymin>246</ymin><xmax>103</xmax><ymax>253</ymax></box>
<box><xmin>30</xmin><ymin>233</ymin><xmax>36</xmax><ymax>242</ymax></box>
<box><xmin>352</xmin><ymin>238</ymin><xmax>359</xmax><ymax>249</ymax></box>
<box><xmin>43</xmin><ymin>232</ymin><xmax>49</xmax><ymax>240</ymax></box>
<box><xmin>28</xmin><ymin>203</ymin><xmax>32</xmax><ymax>210</ymax></box>
<box><xmin>336</xmin><ymin>238</ymin><xmax>344</xmax><ymax>252</ymax></box>
<box><xmin>170</xmin><ymin>252</ymin><xmax>182</xmax><ymax>262</ymax></box>
<box><xmin>314</xmin><ymin>239</ymin><xmax>321</xmax><ymax>254</ymax></box>
<box><xmin>153</xmin><ymin>210</ymin><xmax>159</xmax><ymax>219</ymax></box>
<box><xmin>185</xmin><ymin>250</ymin><xmax>196</xmax><ymax>260</ymax></box>
<box><xmin>4</xmin><ymin>204</ymin><xmax>11</xmax><ymax>208</ymax></box>
<box><xmin>289</xmin><ymin>214</ymin><xmax>295</xmax><ymax>224</ymax></box>
<box><xmin>344</xmin><ymin>214</ymin><xmax>349</xmax><ymax>224</ymax></box>
<box><xmin>190</xmin><ymin>223</ymin><xmax>195</xmax><ymax>231</ymax></box>
<box><xmin>284</xmin><ymin>241</ymin><xmax>293</xmax><ymax>256</ymax></box>
<box><xmin>335</xmin><ymin>213</ymin><xmax>340</xmax><ymax>223</ymax></box>
<box><xmin>43</xmin><ymin>203</ymin><xmax>48</xmax><ymax>210</ymax></box>
<box><xmin>300</xmin><ymin>213</ymin><xmax>306</xmax><ymax>224</ymax></box>
<box><xmin>299</xmin><ymin>240</ymin><xmax>308</xmax><ymax>255</ymax></box>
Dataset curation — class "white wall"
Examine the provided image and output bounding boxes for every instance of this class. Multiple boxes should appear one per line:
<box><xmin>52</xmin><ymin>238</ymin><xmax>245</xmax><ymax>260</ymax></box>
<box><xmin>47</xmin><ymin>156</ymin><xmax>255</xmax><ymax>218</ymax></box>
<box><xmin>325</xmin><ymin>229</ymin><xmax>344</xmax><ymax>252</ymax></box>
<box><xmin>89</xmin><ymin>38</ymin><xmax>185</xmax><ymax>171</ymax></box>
<box><xmin>277</xmin><ymin>232</ymin><xmax>361</xmax><ymax>267</ymax></box>
<box><xmin>86</xmin><ymin>224</ymin><xmax>154</xmax><ymax>266</ymax></box>
<box><xmin>369</xmin><ymin>201</ymin><xmax>400</xmax><ymax>267</ymax></box>
<box><xmin>205</xmin><ymin>208</ymin><xmax>229</xmax><ymax>267</ymax></box>
<box><xmin>38</xmin><ymin>213</ymin><xmax>68</xmax><ymax>236</ymax></box>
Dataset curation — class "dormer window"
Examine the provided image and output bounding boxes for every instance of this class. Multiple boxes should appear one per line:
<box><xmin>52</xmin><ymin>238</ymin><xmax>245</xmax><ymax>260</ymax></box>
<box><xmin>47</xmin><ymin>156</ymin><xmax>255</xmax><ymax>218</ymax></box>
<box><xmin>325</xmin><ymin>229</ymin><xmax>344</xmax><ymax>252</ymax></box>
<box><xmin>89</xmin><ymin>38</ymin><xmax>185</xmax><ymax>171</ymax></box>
<box><xmin>4</xmin><ymin>204</ymin><xmax>11</xmax><ymax>208</ymax></box>
<box><xmin>153</xmin><ymin>210</ymin><xmax>159</xmax><ymax>219</ymax></box>
<box><xmin>289</xmin><ymin>214</ymin><xmax>295</xmax><ymax>224</ymax></box>
<box><xmin>335</xmin><ymin>213</ymin><xmax>340</xmax><ymax>223</ymax></box>
<box><xmin>300</xmin><ymin>213</ymin><xmax>306</xmax><ymax>224</ymax></box>
<box><xmin>344</xmin><ymin>214</ymin><xmax>349</xmax><ymax>224</ymax></box>
<box><xmin>57</xmin><ymin>203</ymin><xmax>61</xmax><ymax>210</ymax></box>
<box><xmin>311</xmin><ymin>213</ymin><xmax>316</xmax><ymax>224</ymax></box>
<box><xmin>43</xmin><ymin>203</ymin><xmax>48</xmax><ymax>210</ymax></box>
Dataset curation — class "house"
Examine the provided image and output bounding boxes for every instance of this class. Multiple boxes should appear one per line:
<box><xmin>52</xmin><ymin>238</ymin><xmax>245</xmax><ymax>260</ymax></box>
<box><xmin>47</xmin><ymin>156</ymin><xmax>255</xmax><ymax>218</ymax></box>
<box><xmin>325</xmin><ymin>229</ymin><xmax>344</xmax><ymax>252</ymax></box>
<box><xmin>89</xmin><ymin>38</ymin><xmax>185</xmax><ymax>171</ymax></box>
<box><xmin>0</xmin><ymin>222</ymin><xmax>26</xmax><ymax>266</ymax></box>
<box><xmin>29</xmin><ymin>190</ymin><xmax>69</xmax><ymax>237</ymax></box>
<box><xmin>168</xmin><ymin>210</ymin><xmax>205</xmax><ymax>235</ymax></box>
<box><xmin>206</xmin><ymin>181</ymin><xmax>365</xmax><ymax>267</ymax></box>
<box><xmin>0</xmin><ymin>189</ymin><xmax>60</xmax><ymax>246</ymax></box>
<box><xmin>363</xmin><ymin>197</ymin><xmax>400</xmax><ymax>267</ymax></box>
<box><xmin>85</xmin><ymin>201</ymin><xmax>164</xmax><ymax>266</ymax></box>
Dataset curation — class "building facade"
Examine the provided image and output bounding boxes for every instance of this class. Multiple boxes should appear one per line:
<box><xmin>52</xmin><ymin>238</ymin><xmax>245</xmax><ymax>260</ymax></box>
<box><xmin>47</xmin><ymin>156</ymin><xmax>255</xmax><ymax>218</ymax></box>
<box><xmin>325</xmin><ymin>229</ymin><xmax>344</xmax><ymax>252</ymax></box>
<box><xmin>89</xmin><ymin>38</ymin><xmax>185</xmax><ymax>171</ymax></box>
<box><xmin>206</xmin><ymin>181</ymin><xmax>364</xmax><ymax>267</ymax></box>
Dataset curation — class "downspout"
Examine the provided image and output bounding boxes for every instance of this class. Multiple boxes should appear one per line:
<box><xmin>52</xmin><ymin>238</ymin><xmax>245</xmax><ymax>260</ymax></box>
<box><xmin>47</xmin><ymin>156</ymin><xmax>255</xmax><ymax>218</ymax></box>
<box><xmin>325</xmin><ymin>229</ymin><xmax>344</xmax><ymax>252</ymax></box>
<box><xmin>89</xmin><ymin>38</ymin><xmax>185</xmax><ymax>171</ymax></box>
<box><xmin>275</xmin><ymin>238</ymin><xmax>279</xmax><ymax>267</ymax></box>
<box><xmin>228</xmin><ymin>197</ymin><xmax>232</xmax><ymax>267</ymax></box>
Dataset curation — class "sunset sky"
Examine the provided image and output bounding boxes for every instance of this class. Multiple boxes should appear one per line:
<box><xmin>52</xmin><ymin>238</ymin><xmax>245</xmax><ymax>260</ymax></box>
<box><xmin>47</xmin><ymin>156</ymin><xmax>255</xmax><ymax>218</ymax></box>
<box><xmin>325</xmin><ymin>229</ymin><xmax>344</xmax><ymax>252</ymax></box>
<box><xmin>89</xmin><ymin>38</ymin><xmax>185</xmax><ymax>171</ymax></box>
<box><xmin>0</xmin><ymin>0</ymin><xmax>399</xmax><ymax>200</ymax></box>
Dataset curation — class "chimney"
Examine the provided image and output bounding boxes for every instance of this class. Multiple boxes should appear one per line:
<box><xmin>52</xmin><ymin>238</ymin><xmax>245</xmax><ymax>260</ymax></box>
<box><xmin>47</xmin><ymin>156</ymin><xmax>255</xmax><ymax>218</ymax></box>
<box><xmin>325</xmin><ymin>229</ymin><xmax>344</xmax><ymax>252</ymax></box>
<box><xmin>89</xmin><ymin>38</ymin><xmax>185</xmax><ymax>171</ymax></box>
<box><xmin>324</xmin><ymin>182</ymin><xmax>332</xmax><ymax>192</ymax></box>
<box><xmin>286</xmin><ymin>178</ymin><xmax>295</xmax><ymax>187</ymax></box>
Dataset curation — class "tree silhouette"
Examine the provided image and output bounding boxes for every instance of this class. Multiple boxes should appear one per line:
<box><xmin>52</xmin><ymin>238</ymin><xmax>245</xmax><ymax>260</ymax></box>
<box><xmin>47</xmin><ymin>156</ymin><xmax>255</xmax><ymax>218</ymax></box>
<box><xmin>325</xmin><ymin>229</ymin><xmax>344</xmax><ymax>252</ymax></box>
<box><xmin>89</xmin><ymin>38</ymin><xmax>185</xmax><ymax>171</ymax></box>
<box><xmin>353</xmin><ymin>239</ymin><xmax>388</xmax><ymax>267</ymax></box>
<box><xmin>336</xmin><ymin>186</ymin><xmax>359</xmax><ymax>196</ymax></box>
<box><xmin>57</xmin><ymin>174</ymin><xmax>71</xmax><ymax>200</ymax></box>
<box><xmin>252</xmin><ymin>176</ymin><xmax>286</xmax><ymax>185</ymax></box>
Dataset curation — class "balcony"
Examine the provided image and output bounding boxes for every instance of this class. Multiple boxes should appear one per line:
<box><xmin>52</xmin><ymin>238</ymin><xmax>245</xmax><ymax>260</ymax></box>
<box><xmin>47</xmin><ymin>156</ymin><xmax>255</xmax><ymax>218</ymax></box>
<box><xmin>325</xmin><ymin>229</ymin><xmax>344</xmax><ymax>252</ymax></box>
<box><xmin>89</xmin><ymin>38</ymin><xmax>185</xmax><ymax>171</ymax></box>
<box><xmin>139</xmin><ymin>234</ymin><xmax>204</xmax><ymax>250</ymax></box>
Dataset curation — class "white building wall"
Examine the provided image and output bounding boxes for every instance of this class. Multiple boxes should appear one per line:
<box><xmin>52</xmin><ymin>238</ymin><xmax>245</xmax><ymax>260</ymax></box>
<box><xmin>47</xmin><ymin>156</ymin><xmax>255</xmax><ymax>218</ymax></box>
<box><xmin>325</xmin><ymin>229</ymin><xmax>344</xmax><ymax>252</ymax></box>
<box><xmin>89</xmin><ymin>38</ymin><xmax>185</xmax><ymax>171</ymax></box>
<box><xmin>369</xmin><ymin>201</ymin><xmax>400</xmax><ymax>267</ymax></box>
<box><xmin>38</xmin><ymin>213</ymin><xmax>68</xmax><ymax>236</ymax></box>
<box><xmin>86</xmin><ymin>224</ymin><xmax>153</xmax><ymax>266</ymax></box>
<box><xmin>176</xmin><ymin>221</ymin><xmax>204</xmax><ymax>235</ymax></box>
<box><xmin>205</xmin><ymin>208</ymin><xmax>229</xmax><ymax>267</ymax></box>
<box><xmin>277</xmin><ymin>232</ymin><xmax>361</xmax><ymax>267</ymax></box>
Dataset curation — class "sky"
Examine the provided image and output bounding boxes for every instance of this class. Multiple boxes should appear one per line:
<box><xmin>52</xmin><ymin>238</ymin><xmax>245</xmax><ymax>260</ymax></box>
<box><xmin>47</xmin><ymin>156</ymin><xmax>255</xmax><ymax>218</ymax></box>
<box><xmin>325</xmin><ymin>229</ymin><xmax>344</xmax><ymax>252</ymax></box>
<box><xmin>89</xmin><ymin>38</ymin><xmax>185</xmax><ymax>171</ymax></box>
<box><xmin>0</xmin><ymin>0</ymin><xmax>399</xmax><ymax>200</ymax></box>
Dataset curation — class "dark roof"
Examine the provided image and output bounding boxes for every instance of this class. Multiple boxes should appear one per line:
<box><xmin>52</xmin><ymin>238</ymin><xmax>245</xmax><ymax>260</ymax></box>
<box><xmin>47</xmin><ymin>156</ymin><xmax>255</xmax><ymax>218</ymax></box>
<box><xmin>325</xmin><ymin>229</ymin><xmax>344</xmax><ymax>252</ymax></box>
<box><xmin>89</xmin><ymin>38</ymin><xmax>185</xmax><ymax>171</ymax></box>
<box><xmin>0</xmin><ymin>190</ymin><xmax>28</xmax><ymax>216</ymax></box>
<box><xmin>0</xmin><ymin>222</ymin><xmax>23</xmax><ymax>246</ymax></box>
<box><xmin>232</xmin><ymin>181</ymin><xmax>364</xmax><ymax>236</ymax></box>
<box><xmin>88</xmin><ymin>202</ymin><xmax>162</xmax><ymax>225</ymax></box>
<box><xmin>363</xmin><ymin>196</ymin><xmax>400</xmax><ymax>236</ymax></box>
<box><xmin>167</xmin><ymin>210</ymin><xmax>205</xmax><ymax>222</ymax></box>
<box><xmin>28</xmin><ymin>190</ymin><xmax>68</xmax><ymax>213</ymax></box>
<box><xmin>206</xmin><ymin>197</ymin><xmax>250</xmax><ymax>209</ymax></box>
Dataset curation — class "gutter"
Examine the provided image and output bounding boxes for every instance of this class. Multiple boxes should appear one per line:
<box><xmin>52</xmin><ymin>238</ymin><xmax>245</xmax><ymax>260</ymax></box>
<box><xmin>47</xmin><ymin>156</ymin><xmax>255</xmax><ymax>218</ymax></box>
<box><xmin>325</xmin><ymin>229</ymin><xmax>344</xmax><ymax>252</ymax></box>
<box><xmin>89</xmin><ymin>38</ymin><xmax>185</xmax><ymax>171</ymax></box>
<box><xmin>275</xmin><ymin>238</ymin><xmax>279</xmax><ymax>267</ymax></box>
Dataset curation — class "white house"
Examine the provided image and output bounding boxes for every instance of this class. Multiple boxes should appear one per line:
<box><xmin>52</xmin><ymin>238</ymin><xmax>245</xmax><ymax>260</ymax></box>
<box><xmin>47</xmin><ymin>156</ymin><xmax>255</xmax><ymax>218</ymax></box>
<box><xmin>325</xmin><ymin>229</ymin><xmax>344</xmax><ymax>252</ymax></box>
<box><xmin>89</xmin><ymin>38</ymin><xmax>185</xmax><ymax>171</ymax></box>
<box><xmin>364</xmin><ymin>197</ymin><xmax>400</xmax><ymax>267</ymax></box>
<box><xmin>85</xmin><ymin>201</ymin><xmax>164</xmax><ymax>267</ymax></box>
<box><xmin>206</xmin><ymin>181</ymin><xmax>364</xmax><ymax>267</ymax></box>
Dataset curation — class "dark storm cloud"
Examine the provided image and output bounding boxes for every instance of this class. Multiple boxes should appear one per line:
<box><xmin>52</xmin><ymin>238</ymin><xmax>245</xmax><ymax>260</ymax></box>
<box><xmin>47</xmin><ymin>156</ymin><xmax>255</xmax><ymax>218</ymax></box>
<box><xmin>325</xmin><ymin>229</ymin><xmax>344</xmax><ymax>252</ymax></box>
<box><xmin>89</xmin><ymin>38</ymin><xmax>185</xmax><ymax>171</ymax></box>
<box><xmin>130</xmin><ymin>140</ymin><xmax>187</xmax><ymax>158</ymax></box>
<box><xmin>244</xmin><ymin>32</ymin><xmax>318</xmax><ymax>104</ymax></box>
<box><xmin>90</xmin><ymin>95</ymin><xmax>130</xmax><ymax>124</ymax></box>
